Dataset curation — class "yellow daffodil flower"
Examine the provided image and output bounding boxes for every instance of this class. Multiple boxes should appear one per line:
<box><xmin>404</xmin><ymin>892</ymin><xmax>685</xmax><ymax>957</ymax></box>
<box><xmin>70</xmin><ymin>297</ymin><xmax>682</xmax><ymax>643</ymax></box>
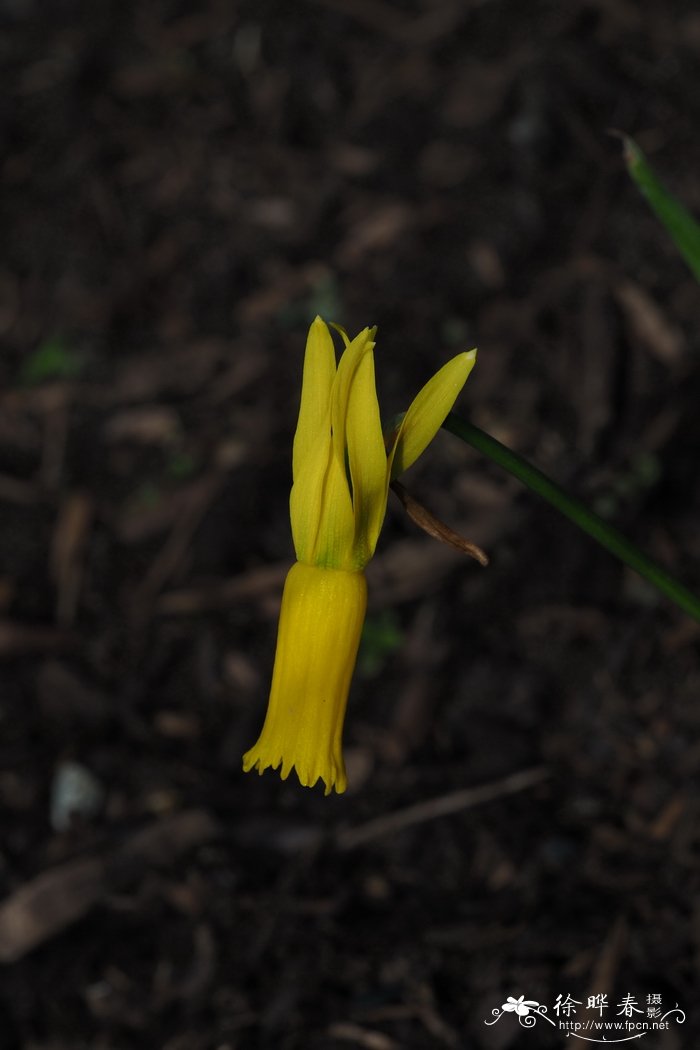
<box><xmin>243</xmin><ymin>318</ymin><xmax>476</xmax><ymax>794</ymax></box>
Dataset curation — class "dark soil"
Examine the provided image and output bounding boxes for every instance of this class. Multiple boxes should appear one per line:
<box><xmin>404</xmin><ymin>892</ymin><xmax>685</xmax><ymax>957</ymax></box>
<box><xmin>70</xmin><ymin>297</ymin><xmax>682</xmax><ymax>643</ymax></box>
<box><xmin>2</xmin><ymin>1</ymin><xmax>700</xmax><ymax>1048</ymax></box>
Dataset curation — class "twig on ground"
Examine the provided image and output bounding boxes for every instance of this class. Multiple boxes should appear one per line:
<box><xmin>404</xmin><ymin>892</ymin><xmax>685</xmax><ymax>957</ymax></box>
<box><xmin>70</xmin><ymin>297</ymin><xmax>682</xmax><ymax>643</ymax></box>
<box><xmin>336</xmin><ymin>766</ymin><xmax>550</xmax><ymax>850</ymax></box>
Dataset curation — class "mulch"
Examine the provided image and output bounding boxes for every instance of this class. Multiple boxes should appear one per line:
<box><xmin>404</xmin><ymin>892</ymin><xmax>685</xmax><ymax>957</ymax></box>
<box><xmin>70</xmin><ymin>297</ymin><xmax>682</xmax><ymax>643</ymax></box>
<box><xmin>1</xmin><ymin>1</ymin><xmax>700</xmax><ymax>1047</ymax></box>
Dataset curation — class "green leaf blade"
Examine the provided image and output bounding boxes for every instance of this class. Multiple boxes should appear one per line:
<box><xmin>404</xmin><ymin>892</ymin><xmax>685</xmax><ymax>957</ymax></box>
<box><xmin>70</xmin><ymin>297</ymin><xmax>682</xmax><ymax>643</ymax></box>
<box><xmin>623</xmin><ymin>135</ymin><xmax>700</xmax><ymax>282</ymax></box>
<box><xmin>444</xmin><ymin>412</ymin><xmax>700</xmax><ymax>624</ymax></box>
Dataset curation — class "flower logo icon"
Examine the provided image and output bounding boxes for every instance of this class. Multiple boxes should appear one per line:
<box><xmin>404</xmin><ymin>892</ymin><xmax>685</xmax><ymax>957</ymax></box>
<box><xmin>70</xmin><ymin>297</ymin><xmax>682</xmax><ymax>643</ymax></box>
<box><xmin>502</xmin><ymin>995</ymin><xmax>540</xmax><ymax>1017</ymax></box>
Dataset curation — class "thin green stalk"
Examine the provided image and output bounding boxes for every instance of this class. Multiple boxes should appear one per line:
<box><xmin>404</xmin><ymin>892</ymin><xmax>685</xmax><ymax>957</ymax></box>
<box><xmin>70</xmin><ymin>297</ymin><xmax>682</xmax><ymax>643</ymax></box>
<box><xmin>623</xmin><ymin>135</ymin><xmax>700</xmax><ymax>282</ymax></box>
<box><xmin>444</xmin><ymin>412</ymin><xmax>700</xmax><ymax>623</ymax></box>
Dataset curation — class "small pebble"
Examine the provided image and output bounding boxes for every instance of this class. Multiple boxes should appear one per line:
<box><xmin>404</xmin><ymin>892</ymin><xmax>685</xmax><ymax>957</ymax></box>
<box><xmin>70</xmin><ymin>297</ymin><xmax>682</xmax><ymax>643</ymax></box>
<box><xmin>50</xmin><ymin>760</ymin><xmax>104</xmax><ymax>832</ymax></box>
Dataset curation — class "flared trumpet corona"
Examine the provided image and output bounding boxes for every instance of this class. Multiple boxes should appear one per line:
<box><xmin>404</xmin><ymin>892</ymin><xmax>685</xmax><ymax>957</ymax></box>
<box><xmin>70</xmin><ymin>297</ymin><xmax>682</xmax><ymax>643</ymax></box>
<box><xmin>243</xmin><ymin>318</ymin><xmax>476</xmax><ymax>793</ymax></box>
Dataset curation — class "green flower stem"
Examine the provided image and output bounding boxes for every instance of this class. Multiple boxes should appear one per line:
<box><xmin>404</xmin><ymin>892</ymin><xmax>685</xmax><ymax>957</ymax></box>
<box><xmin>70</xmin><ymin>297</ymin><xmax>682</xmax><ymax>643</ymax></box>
<box><xmin>444</xmin><ymin>412</ymin><xmax>700</xmax><ymax>623</ymax></box>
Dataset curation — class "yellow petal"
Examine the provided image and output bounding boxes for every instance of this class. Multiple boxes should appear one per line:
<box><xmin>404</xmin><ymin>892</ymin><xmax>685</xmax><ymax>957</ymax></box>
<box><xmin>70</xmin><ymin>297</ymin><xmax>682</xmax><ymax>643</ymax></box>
<box><xmin>243</xmin><ymin>561</ymin><xmax>367</xmax><ymax>794</ymax></box>
<box><xmin>329</xmin><ymin>322</ymin><xmax>350</xmax><ymax>346</ymax></box>
<box><xmin>292</xmin><ymin>323</ymin><xmax>374</xmax><ymax>569</ymax></box>
<box><xmin>330</xmin><ymin>326</ymin><xmax>376</xmax><ymax>469</ymax></box>
<box><xmin>313</xmin><ymin>444</ymin><xmax>356</xmax><ymax>569</ymax></box>
<box><xmin>289</xmin><ymin>419</ymin><xmax>331</xmax><ymax>563</ymax></box>
<box><xmin>345</xmin><ymin>348</ymin><xmax>388</xmax><ymax>566</ymax></box>
<box><xmin>292</xmin><ymin>317</ymin><xmax>336</xmax><ymax>484</ymax></box>
<box><xmin>302</xmin><ymin>325</ymin><xmax>375</xmax><ymax>569</ymax></box>
<box><xmin>389</xmin><ymin>349</ymin><xmax>476</xmax><ymax>480</ymax></box>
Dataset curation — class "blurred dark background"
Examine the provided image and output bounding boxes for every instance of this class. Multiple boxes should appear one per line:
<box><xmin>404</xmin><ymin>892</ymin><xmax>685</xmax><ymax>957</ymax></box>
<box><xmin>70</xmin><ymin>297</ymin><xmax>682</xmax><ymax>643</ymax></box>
<box><xmin>2</xmin><ymin>1</ymin><xmax>700</xmax><ymax>1047</ymax></box>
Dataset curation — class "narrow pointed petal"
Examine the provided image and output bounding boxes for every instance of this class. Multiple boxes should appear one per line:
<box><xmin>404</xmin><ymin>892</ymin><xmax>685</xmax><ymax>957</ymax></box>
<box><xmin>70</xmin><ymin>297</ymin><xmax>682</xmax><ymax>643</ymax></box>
<box><xmin>292</xmin><ymin>317</ymin><xmax>336</xmax><ymax>484</ymax></box>
<box><xmin>330</xmin><ymin>327</ymin><xmax>375</xmax><ymax>469</ymax></box>
<box><xmin>389</xmin><ymin>349</ymin><xmax>476</xmax><ymax>480</ymax></box>
<box><xmin>329</xmin><ymin>322</ymin><xmax>350</xmax><ymax>346</ymax></box>
<box><xmin>299</xmin><ymin>325</ymin><xmax>375</xmax><ymax>568</ymax></box>
<box><xmin>345</xmin><ymin>348</ymin><xmax>388</xmax><ymax>565</ymax></box>
<box><xmin>292</xmin><ymin>325</ymin><xmax>372</xmax><ymax>569</ymax></box>
<box><xmin>313</xmin><ymin>445</ymin><xmax>356</xmax><ymax>568</ymax></box>
<box><xmin>289</xmin><ymin>419</ymin><xmax>331</xmax><ymax>563</ymax></box>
